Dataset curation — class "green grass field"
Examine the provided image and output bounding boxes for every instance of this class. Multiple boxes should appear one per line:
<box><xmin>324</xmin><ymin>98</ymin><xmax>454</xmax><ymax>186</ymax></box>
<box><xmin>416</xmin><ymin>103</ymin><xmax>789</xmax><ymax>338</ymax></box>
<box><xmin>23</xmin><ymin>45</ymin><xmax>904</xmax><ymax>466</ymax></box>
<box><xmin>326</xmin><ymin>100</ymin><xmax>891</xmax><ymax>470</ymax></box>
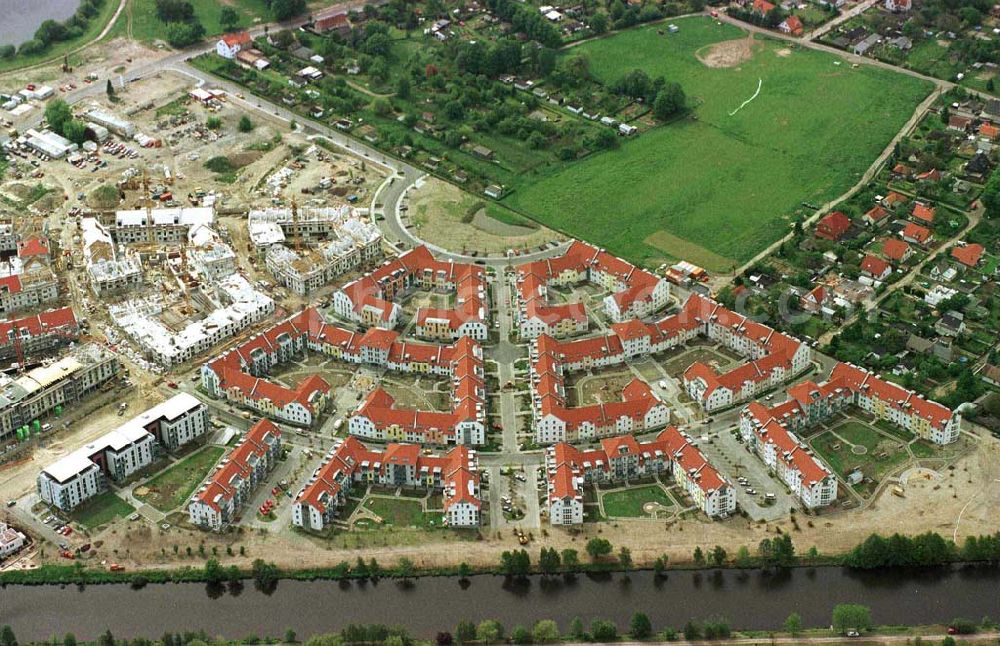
<box><xmin>602</xmin><ymin>484</ymin><xmax>673</xmax><ymax>517</ymax></box>
<box><xmin>110</xmin><ymin>0</ymin><xmax>273</xmax><ymax>42</ymax></box>
<box><xmin>134</xmin><ymin>445</ymin><xmax>224</xmax><ymax>512</ymax></box>
<box><xmin>507</xmin><ymin>17</ymin><xmax>932</xmax><ymax>271</ymax></box>
<box><xmin>364</xmin><ymin>496</ymin><xmax>438</xmax><ymax>528</ymax></box>
<box><xmin>813</xmin><ymin>421</ymin><xmax>909</xmax><ymax>486</ymax></box>
<box><xmin>71</xmin><ymin>491</ymin><xmax>135</xmax><ymax>529</ymax></box>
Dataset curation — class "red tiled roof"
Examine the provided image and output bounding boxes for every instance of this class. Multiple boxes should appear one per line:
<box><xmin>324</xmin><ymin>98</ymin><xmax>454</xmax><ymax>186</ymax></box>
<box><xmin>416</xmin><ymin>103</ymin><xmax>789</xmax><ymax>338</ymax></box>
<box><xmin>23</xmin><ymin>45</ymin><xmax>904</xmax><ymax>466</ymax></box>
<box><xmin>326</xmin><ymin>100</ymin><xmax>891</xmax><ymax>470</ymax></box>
<box><xmin>951</xmin><ymin>243</ymin><xmax>984</xmax><ymax>267</ymax></box>
<box><xmin>882</xmin><ymin>238</ymin><xmax>910</xmax><ymax>262</ymax></box>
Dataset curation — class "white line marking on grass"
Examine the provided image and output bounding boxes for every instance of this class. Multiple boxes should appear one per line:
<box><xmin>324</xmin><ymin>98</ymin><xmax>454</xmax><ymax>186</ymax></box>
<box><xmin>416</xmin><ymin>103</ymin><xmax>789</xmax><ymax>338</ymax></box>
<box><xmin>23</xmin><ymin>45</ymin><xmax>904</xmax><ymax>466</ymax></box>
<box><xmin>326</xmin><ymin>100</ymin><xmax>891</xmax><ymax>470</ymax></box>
<box><xmin>729</xmin><ymin>78</ymin><xmax>763</xmax><ymax>116</ymax></box>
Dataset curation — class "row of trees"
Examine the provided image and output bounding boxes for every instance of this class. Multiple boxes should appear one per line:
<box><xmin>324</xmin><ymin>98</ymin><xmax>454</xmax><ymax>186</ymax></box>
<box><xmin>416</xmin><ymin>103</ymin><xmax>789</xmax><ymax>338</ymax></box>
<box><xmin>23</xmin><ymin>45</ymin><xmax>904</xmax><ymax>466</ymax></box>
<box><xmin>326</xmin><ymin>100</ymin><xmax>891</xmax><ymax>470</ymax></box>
<box><xmin>847</xmin><ymin>531</ymin><xmax>1000</xmax><ymax>569</ymax></box>
<box><xmin>4</xmin><ymin>0</ymin><xmax>107</xmax><ymax>58</ymax></box>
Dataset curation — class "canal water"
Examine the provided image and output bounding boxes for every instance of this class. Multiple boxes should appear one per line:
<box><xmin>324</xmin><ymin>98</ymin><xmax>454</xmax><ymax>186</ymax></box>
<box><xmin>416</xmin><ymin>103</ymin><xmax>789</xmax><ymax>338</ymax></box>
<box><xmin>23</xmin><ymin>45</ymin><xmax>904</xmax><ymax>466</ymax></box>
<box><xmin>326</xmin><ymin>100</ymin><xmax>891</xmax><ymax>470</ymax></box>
<box><xmin>0</xmin><ymin>0</ymin><xmax>82</xmax><ymax>47</ymax></box>
<box><xmin>3</xmin><ymin>565</ymin><xmax>1000</xmax><ymax>640</ymax></box>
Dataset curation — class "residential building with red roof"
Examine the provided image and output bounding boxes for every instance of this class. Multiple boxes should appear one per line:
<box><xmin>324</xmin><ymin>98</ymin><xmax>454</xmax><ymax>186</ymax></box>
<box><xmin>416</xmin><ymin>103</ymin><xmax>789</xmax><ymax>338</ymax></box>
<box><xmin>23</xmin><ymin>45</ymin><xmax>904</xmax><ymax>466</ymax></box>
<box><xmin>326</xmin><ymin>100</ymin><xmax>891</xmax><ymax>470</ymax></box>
<box><xmin>862</xmin><ymin>205</ymin><xmax>890</xmax><ymax>226</ymax></box>
<box><xmin>292</xmin><ymin>437</ymin><xmax>480</xmax><ymax>530</ymax></box>
<box><xmin>832</xmin><ymin>364</ymin><xmax>960</xmax><ymax>444</ymax></box>
<box><xmin>911</xmin><ymin>202</ymin><xmax>936</xmax><ymax>223</ymax></box>
<box><xmin>860</xmin><ymin>254</ymin><xmax>892</xmax><ymax>281</ymax></box>
<box><xmin>739</xmin><ymin>393</ymin><xmax>841</xmax><ymax>509</ymax></box>
<box><xmin>882</xmin><ymin>238</ymin><xmax>911</xmax><ymax>263</ymax></box>
<box><xmin>216</xmin><ymin>31</ymin><xmax>253</xmax><ymax>59</ymax></box>
<box><xmin>882</xmin><ymin>191</ymin><xmax>907</xmax><ymax>209</ymax></box>
<box><xmin>951</xmin><ymin>242</ymin><xmax>984</xmax><ymax>268</ymax></box>
<box><xmin>188</xmin><ymin>419</ymin><xmax>283</xmax><ymax>531</ymax></box>
<box><xmin>901</xmin><ymin>222</ymin><xmax>932</xmax><ymax>245</ymax></box>
<box><xmin>676</xmin><ymin>294</ymin><xmax>811</xmax><ymax>411</ymax></box>
<box><xmin>202</xmin><ymin>307</ymin><xmax>487</xmax><ymax>440</ymax></box>
<box><xmin>916</xmin><ymin>168</ymin><xmax>942</xmax><ymax>182</ymax></box>
<box><xmin>513</xmin><ymin>240</ymin><xmax>669</xmax><ymax>338</ymax></box>
<box><xmin>779</xmin><ymin>15</ymin><xmax>803</xmax><ymax>36</ymax></box>
<box><xmin>753</xmin><ymin>0</ymin><xmax>776</xmax><ymax>13</ymax></box>
<box><xmin>333</xmin><ymin>246</ymin><xmax>488</xmax><ymax>340</ymax></box>
<box><xmin>799</xmin><ymin>285</ymin><xmax>828</xmax><ymax>314</ymax></box>
<box><xmin>0</xmin><ymin>307</ymin><xmax>78</xmax><ymax>362</ymax></box>
<box><xmin>980</xmin><ymin>123</ymin><xmax>1000</xmax><ymax>141</ymax></box>
<box><xmin>544</xmin><ymin>427</ymin><xmax>735</xmax><ymax>523</ymax></box>
<box><xmin>815</xmin><ymin>211</ymin><xmax>851</xmax><ymax>241</ymax></box>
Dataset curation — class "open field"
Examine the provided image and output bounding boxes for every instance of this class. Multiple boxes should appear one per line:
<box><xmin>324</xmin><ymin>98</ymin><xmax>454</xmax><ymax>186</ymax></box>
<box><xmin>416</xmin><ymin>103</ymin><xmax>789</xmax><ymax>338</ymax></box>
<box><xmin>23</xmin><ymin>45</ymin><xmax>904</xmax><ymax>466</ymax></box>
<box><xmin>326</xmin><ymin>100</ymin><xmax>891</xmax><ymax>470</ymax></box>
<box><xmin>602</xmin><ymin>484</ymin><xmax>674</xmax><ymax>518</ymax></box>
<box><xmin>507</xmin><ymin>17</ymin><xmax>932</xmax><ymax>271</ymax></box>
<box><xmin>405</xmin><ymin>177</ymin><xmax>563</xmax><ymax>256</ymax></box>
<box><xmin>109</xmin><ymin>0</ymin><xmax>272</xmax><ymax>43</ymax></box>
<box><xmin>134</xmin><ymin>446</ymin><xmax>225</xmax><ymax>512</ymax></box>
<box><xmin>71</xmin><ymin>491</ymin><xmax>136</xmax><ymax>529</ymax></box>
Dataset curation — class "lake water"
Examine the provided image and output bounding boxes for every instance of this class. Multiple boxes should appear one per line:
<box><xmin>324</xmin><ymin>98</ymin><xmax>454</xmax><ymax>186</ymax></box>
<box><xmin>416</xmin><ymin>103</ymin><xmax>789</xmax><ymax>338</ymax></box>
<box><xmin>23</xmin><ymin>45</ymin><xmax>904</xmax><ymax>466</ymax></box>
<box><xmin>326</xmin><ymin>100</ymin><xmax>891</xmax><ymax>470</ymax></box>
<box><xmin>3</xmin><ymin>565</ymin><xmax>1000</xmax><ymax>641</ymax></box>
<box><xmin>0</xmin><ymin>0</ymin><xmax>82</xmax><ymax>47</ymax></box>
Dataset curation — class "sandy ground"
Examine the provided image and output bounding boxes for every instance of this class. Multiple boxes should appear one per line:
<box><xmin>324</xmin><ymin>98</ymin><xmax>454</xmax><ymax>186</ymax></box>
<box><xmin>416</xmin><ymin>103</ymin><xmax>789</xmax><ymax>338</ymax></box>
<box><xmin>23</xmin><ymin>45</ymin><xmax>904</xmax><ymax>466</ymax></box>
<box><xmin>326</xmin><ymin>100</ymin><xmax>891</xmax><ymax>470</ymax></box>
<box><xmin>5</xmin><ymin>426</ymin><xmax>996</xmax><ymax>573</ymax></box>
<box><xmin>696</xmin><ymin>35</ymin><xmax>758</xmax><ymax>69</ymax></box>
<box><xmin>405</xmin><ymin>177</ymin><xmax>564</xmax><ymax>255</ymax></box>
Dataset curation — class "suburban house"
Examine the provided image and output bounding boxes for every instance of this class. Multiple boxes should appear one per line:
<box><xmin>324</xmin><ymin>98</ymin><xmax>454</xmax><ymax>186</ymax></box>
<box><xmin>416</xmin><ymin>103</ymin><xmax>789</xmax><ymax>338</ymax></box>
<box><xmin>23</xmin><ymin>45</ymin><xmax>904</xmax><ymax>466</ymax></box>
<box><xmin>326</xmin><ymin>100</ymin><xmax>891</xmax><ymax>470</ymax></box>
<box><xmin>860</xmin><ymin>254</ymin><xmax>893</xmax><ymax>281</ymax></box>
<box><xmin>815</xmin><ymin>211</ymin><xmax>851</xmax><ymax>241</ymax></box>
<box><xmin>778</xmin><ymin>16</ymin><xmax>803</xmax><ymax>36</ymax></box>
<box><xmin>951</xmin><ymin>242</ymin><xmax>984</xmax><ymax>268</ymax></box>
<box><xmin>863</xmin><ymin>205</ymin><xmax>890</xmax><ymax>226</ymax></box>
<box><xmin>901</xmin><ymin>222</ymin><xmax>932</xmax><ymax>245</ymax></box>
<box><xmin>912</xmin><ymin>202</ymin><xmax>936</xmax><ymax>223</ymax></box>
<box><xmin>882</xmin><ymin>238</ymin><xmax>912</xmax><ymax>263</ymax></box>
<box><xmin>216</xmin><ymin>31</ymin><xmax>252</xmax><ymax>59</ymax></box>
<box><xmin>884</xmin><ymin>0</ymin><xmax>912</xmax><ymax>11</ymax></box>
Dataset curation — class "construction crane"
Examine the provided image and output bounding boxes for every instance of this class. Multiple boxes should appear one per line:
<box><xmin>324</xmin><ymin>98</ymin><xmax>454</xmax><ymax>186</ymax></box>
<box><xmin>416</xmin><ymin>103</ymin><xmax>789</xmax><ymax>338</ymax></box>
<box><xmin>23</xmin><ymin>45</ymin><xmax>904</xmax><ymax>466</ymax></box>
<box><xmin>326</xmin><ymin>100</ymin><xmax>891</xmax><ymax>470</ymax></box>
<box><xmin>291</xmin><ymin>196</ymin><xmax>302</xmax><ymax>252</ymax></box>
<box><xmin>143</xmin><ymin>169</ymin><xmax>155</xmax><ymax>246</ymax></box>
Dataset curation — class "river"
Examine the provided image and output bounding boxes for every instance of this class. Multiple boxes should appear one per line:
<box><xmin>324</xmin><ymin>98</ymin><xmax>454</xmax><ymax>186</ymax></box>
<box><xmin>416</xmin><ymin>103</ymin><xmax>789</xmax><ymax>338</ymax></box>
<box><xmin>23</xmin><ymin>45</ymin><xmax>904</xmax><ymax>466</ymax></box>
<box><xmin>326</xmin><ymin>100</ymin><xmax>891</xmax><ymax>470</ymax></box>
<box><xmin>0</xmin><ymin>0</ymin><xmax>81</xmax><ymax>47</ymax></box>
<box><xmin>3</xmin><ymin>565</ymin><xmax>1000</xmax><ymax>640</ymax></box>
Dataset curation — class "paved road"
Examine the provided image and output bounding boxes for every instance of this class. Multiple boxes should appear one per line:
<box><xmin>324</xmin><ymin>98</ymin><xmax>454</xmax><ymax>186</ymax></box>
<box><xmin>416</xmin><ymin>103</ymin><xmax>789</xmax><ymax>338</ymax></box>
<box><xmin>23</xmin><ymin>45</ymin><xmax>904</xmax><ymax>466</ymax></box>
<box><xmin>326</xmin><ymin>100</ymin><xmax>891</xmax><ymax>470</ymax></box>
<box><xmin>817</xmin><ymin>206</ymin><xmax>984</xmax><ymax>345</ymax></box>
<box><xmin>804</xmin><ymin>0</ymin><xmax>881</xmax><ymax>43</ymax></box>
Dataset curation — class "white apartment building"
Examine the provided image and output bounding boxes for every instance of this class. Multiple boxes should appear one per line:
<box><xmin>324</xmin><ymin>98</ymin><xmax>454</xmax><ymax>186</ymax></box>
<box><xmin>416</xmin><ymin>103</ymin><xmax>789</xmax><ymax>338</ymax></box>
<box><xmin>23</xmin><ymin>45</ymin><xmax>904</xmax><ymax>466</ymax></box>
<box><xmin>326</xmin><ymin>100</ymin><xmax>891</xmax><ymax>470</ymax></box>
<box><xmin>36</xmin><ymin>394</ymin><xmax>209</xmax><ymax>511</ymax></box>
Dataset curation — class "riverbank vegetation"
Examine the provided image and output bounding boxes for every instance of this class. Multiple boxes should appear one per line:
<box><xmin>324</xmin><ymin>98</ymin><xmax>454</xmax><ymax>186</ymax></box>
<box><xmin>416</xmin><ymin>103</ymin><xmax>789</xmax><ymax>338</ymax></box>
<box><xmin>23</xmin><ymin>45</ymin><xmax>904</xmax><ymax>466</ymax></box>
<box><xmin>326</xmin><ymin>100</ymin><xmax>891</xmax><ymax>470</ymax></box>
<box><xmin>0</xmin><ymin>0</ymin><xmax>117</xmax><ymax>73</ymax></box>
<box><xmin>4</xmin><ymin>605</ymin><xmax>997</xmax><ymax>646</ymax></box>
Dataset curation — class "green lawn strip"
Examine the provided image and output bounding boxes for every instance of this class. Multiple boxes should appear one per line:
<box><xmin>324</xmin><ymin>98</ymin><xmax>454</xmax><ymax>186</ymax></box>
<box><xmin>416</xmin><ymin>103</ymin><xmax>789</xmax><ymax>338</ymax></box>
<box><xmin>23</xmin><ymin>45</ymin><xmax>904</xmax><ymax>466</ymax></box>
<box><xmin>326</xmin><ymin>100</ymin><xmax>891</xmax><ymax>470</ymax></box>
<box><xmin>602</xmin><ymin>484</ymin><xmax>673</xmax><ymax>517</ymax></box>
<box><xmin>507</xmin><ymin>16</ymin><xmax>932</xmax><ymax>270</ymax></box>
<box><xmin>134</xmin><ymin>445</ymin><xmax>225</xmax><ymax>512</ymax></box>
<box><xmin>0</xmin><ymin>0</ymin><xmax>121</xmax><ymax>74</ymax></box>
<box><xmin>72</xmin><ymin>491</ymin><xmax>135</xmax><ymax>529</ymax></box>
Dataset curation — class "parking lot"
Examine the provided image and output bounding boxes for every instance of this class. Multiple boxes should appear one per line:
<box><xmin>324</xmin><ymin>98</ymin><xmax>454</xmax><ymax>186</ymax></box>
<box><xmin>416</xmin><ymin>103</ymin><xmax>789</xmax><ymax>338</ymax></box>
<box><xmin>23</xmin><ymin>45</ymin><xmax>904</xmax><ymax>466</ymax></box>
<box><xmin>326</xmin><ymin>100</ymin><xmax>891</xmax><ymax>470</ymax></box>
<box><xmin>696</xmin><ymin>429</ymin><xmax>797</xmax><ymax>522</ymax></box>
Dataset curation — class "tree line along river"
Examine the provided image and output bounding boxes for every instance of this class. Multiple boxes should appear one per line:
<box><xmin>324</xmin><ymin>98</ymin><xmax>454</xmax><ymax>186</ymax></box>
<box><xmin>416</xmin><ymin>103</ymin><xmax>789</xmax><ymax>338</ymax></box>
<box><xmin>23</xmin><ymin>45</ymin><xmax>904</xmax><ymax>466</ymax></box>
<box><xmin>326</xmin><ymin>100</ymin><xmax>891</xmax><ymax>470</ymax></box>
<box><xmin>0</xmin><ymin>0</ymin><xmax>81</xmax><ymax>47</ymax></box>
<box><xmin>3</xmin><ymin>565</ymin><xmax>1000</xmax><ymax>640</ymax></box>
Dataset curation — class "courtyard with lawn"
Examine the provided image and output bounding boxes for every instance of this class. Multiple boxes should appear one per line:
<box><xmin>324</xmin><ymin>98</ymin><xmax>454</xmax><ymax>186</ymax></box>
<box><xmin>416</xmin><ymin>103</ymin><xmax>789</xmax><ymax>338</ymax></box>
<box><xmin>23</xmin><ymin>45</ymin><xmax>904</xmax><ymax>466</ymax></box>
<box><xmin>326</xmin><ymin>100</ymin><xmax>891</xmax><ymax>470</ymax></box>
<box><xmin>601</xmin><ymin>483</ymin><xmax>675</xmax><ymax>519</ymax></box>
<box><xmin>134</xmin><ymin>445</ymin><xmax>225</xmax><ymax>513</ymax></box>
<box><xmin>362</xmin><ymin>495</ymin><xmax>441</xmax><ymax>529</ymax></box>
<box><xmin>811</xmin><ymin>420</ymin><xmax>912</xmax><ymax>494</ymax></box>
<box><xmin>507</xmin><ymin>16</ymin><xmax>932</xmax><ymax>271</ymax></box>
<box><xmin>71</xmin><ymin>491</ymin><xmax>136</xmax><ymax>530</ymax></box>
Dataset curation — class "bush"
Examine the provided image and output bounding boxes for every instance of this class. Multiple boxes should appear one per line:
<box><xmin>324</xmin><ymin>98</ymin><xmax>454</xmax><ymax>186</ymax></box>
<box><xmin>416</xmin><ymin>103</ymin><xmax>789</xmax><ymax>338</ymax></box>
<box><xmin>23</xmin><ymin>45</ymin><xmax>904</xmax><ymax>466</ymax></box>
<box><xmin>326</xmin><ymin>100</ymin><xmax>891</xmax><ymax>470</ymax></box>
<box><xmin>206</xmin><ymin>116</ymin><xmax>222</xmax><ymax>130</ymax></box>
<box><xmin>238</xmin><ymin>115</ymin><xmax>254</xmax><ymax>132</ymax></box>
<box><xmin>18</xmin><ymin>39</ymin><xmax>46</xmax><ymax>56</ymax></box>
<box><xmin>590</xmin><ymin>620</ymin><xmax>617</xmax><ymax>642</ymax></box>
<box><xmin>204</xmin><ymin>156</ymin><xmax>235</xmax><ymax>173</ymax></box>
<box><xmin>948</xmin><ymin>618</ymin><xmax>977</xmax><ymax>635</ymax></box>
